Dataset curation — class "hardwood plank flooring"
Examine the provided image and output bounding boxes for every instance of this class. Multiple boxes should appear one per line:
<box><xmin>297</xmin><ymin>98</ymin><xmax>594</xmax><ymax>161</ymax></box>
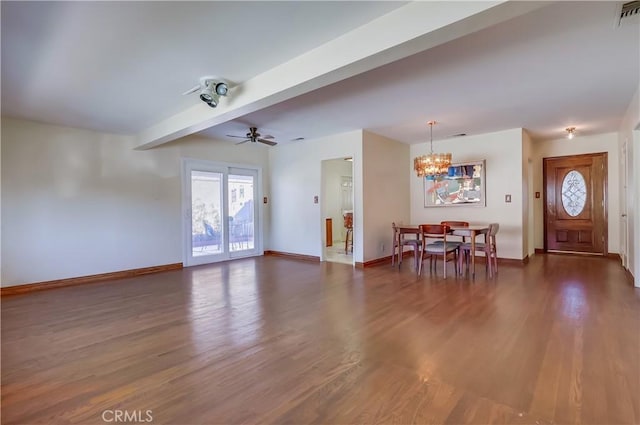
<box><xmin>2</xmin><ymin>254</ymin><xmax>638</xmax><ymax>424</ymax></box>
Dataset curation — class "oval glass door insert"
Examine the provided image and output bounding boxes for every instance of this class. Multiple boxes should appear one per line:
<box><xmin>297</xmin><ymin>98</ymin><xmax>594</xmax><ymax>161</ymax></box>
<box><xmin>561</xmin><ymin>170</ymin><xmax>587</xmax><ymax>216</ymax></box>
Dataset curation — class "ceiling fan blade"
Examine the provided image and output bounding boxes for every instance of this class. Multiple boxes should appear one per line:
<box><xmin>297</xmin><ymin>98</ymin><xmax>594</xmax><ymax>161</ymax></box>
<box><xmin>261</xmin><ymin>134</ymin><xmax>274</xmax><ymax>140</ymax></box>
<box><xmin>235</xmin><ymin>139</ymin><xmax>251</xmax><ymax>145</ymax></box>
<box><xmin>182</xmin><ymin>85</ymin><xmax>201</xmax><ymax>96</ymax></box>
<box><xmin>258</xmin><ymin>138</ymin><xmax>277</xmax><ymax>146</ymax></box>
<box><xmin>226</xmin><ymin>134</ymin><xmax>249</xmax><ymax>138</ymax></box>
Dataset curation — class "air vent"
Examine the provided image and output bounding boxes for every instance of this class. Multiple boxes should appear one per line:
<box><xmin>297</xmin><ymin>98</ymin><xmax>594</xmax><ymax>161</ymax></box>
<box><xmin>618</xmin><ymin>1</ymin><xmax>640</xmax><ymax>25</ymax></box>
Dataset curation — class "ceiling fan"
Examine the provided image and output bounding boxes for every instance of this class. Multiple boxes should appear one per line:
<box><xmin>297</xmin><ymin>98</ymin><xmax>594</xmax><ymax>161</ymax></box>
<box><xmin>226</xmin><ymin>127</ymin><xmax>277</xmax><ymax>146</ymax></box>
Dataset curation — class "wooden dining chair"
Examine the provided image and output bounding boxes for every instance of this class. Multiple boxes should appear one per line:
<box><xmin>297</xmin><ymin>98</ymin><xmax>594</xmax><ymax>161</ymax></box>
<box><xmin>344</xmin><ymin>212</ymin><xmax>353</xmax><ymax>254</ymax></box>
<box><xmin>440</xmin><ymin>221</ymin><xmax>469</xmax><ymax>243</ymax></box>
<box><xmin>392</xmin><ymin>222</ymin><xmax>420</xmax><ymax>269</ymax></box>
<box><xmin>459</xmin><ymin>223</ymin><xmax>499</xmax><ymax>277</ymax></box>
<box><xmin>418</xmin><ymin>224</ymin><xmax>459</xmax><ymax>278</ymax></box>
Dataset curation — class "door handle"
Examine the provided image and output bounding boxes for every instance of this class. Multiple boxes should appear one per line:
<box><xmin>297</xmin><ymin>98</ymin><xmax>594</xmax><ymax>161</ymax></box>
<box><xmin>621</xmin><ymin>214</ymin><xmax>627</xmax><ymax>217</ymax></box>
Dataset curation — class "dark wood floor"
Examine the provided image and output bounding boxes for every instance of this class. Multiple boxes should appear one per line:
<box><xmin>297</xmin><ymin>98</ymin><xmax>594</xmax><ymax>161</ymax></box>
<box><xmin>2</xmin><ymin>254</ymin><xmax>639</xmax><ymax>424</ymax></box>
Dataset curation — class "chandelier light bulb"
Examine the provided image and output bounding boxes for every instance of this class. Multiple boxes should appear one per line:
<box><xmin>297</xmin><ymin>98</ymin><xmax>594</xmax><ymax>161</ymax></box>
<box><xmin>566</xmin><ymin>127</ymin><xmax>576</xmax><ymax>139</ymax></box>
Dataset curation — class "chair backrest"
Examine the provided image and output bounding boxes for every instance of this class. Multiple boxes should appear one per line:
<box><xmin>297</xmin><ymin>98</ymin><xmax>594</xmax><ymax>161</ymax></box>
<box><xmin>419</xmin><ymin>224</ymin><xmax>449</xmax><ymax>237</ymax></box>
<box><xmin>441</xmin><ymin>221</ymin><xmax>469</xmax><ymax>228</ymax></box>
<box><xmin>344</xmin><ymin>212</ymin><xmax>353</xmax><ymax>228</ymax></box>
<box><xmin>489</xmin><ymin>222</ymin><xmax>500</xmax><ymax>236</ymax></box>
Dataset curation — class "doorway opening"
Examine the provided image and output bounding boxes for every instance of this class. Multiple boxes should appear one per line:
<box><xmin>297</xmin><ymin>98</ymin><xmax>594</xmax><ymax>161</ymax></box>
<box><xmin>321</xmin><ymin>157</ymin><xmax>354</xmax><ymax>265</ymax></box>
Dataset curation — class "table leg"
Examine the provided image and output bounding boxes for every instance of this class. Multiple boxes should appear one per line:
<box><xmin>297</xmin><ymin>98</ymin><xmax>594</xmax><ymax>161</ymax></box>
<box><xmin>471</xmin><ymin>230</ymin><xmax>476</xmax><ymax>278</ymax></box>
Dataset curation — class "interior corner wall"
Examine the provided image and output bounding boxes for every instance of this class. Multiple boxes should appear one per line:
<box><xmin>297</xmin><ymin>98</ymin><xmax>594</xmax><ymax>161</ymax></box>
<box><xmin>1</xmin><ymin>117</ymin><xmax>270</xmax><ymax>287</ymax></box>
<box><xmin>410</xmin><ymin>128</ymin><xmax>525</xmax><ymax>260</ymax></box>
<box><xmin>362</xmin><ymin>131</ymin><xmax>409</xmax><ymax>262</ymax></box>
<box><xmin>268</xmin><ymin>130</ymin><xmax>364</xmax><ymax>262</ymax></box>
<box><xmin>522</xmin><ymin>130</ymin><xmax>534</xmax><ymax>258</ymax></box>
<box><xmin>531</xmin><ymin>133</ymin><xmax>620</xmax><ymax>254</ymax></box>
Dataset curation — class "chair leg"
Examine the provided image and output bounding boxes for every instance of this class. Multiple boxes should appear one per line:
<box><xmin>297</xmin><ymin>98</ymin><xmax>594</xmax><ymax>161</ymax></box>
<box><xmin>493</xmin><ymin>251</ymin><xmax>498</xmax><ymax>275</ymax></box>
<box><xmin>344</xmin><ymin>229</ymin><xmax>353</xmax><ymax>254</ymax></box>
<box><xmin>452</xmin><ymin>253</ymin><xmax>456</xmax><ymax>276</ymax></box>
<box><xmin>443</xmin><ymin>253</ymin><xmax>446</xmax><ymax>279</ymax></box>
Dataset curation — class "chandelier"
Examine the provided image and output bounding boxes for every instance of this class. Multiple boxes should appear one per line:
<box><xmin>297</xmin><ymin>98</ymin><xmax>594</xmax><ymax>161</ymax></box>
<box><xmin>414</xmin><ymin>121</ymin><xmax>452</xmax><ymax>177</ymax></box>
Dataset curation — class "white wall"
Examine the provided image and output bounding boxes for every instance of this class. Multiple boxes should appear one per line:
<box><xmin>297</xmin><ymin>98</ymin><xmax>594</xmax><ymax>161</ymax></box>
<box><xmin>362</xmin><ymin>131</ymin><xmax>410</xmax><ymax>262</ymax></box>
<box><xmin>269</xmin><ymin>130</ymin><xmax>364</xmax><ymax>262</ymax></box>
<box><xmin>618</xmin><ymin>86</ymin><xmax>639</xmax><ymax>287</ymax></box>
<box><xmin>410</xmin><ymin>128</ymin><xmax>525</xmax><ymax>260</ymax></box>
<box><xmin>531</xmin><ymin>132</ymin><xmax>620</xmax><ymax>254</ymax></box>
<box><xmin>321</xmin><ymin>159</ymin><xmax>353</xmax><ymax>244</ymax></box>
<box><xmin>1</xmin><ymin>117</ymin><xmax>270</xmax><ymax>286</ymax></box>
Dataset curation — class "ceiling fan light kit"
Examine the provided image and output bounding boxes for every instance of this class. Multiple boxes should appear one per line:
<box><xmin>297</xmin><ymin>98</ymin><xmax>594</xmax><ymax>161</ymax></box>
<box><xmin>226</xmin><ymin>127</ymin><xmax>278</xmax><ymax>146</ymax></box>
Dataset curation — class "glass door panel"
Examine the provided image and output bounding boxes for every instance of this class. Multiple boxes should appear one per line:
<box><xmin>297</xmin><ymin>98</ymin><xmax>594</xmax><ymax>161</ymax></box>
<box><xmin>191</xmin><ymin>170</ymin><xmax>224</xmax><ymax>257</ymax></box>
<box><xmin>228</xmin><ymin>169</ymin><xmax>257</xmax><ymax>255</ymax></box>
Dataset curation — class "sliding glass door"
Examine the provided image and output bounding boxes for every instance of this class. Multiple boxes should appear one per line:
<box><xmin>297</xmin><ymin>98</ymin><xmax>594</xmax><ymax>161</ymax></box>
<box><xmin>183</xmin><ymin>159</ymin><xmax>261</xmax><ymax>266</ymax></box>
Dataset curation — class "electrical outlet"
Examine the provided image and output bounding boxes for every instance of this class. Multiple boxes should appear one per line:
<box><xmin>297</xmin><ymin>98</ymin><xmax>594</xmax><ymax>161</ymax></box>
<box><xmin>313</xmin><ymin>195</ymin><xmax>319</xmax><ymax>204</ymax></box>
<box><xmin>380</xmin><ymin>243</ymin><xmax>385</xmax><ymax>252</ymax></box>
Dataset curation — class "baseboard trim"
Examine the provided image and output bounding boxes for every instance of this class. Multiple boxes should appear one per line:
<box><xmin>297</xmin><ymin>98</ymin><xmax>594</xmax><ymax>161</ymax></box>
<box><xmin>355</xmin><ymin>255</ymin><xmax>393</xmax><ymax>269</ymax></box>
<box><xmin>499</xmin><ymin>256</ymin><xmax>528</xmax><ymax>265</ymax></box>
<box><xmin>607</xmin><ymin>253</ymin><xmax>621</xmax><ymax>262</ymax></box>
<box><xmin>1</xmin><ymin>263</ymin><xmax>184</xmax><ymax>296</ymax></box>
<box><xmin>540</xmin><ymin>249</ymin><xmax>618</xmax><ymax>260</ymax></box>
<box><xmin>355</xmin><ymin>251</ymin><xmax>416</xmax><ymax>269</ymax></box>
<box><xmin>264</xmin><ymin>250</ymin><xmax>320</xmax><ymax>262</ymax></box>
<box><xmin>623</xmin><ymin>267</ymin><xmax>634</xmax><ymax>285</ymax></box>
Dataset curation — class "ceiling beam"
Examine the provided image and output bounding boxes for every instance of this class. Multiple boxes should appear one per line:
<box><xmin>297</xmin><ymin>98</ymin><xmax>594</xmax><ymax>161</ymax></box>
<box><xmin>135</xmin><ymin>1</ymin><xmax>546</xmax><ymax>150</ymax></box>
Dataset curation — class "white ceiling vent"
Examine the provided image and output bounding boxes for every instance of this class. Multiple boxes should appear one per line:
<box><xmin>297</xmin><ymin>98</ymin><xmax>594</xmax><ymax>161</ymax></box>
<box><xmin>618</xmin><ymin>1</ymin><xmax>640</xmax><ymax>26</ymax></box>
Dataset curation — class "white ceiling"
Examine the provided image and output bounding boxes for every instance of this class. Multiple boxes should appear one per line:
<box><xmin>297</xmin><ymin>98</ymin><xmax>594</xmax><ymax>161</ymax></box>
<box><xmin>2</xmin><ymin>1</ymin><xmax>639</xmax><ymax>145</ymax></box>
<box><xmin>1</xmin><ymin>1</ymin><xmax>404</xmax><ymax>133</ymax></box>
<box><xmin>201</xmin><ymin>1</ymin><xmax>640</xmax><ymax>144</ymax></box>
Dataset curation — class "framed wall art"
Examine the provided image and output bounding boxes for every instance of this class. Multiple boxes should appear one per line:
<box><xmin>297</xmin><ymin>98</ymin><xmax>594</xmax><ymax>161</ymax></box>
<box><xmin>423</xmin><ymin>160</ymin><xmax>486</xmax><ymax>207</ymax></box>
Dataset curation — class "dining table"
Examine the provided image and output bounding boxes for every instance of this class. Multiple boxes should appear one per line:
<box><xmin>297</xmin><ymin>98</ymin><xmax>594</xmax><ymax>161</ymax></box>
<box><xmin>393</xmin><ymin>223</ymin><xmax>490</xmax><ymax>278</ymax></box>
<box><xmin>449</xmin><ymin>225</ymin><xmax>490</xmax><ymax>278</ymax></box>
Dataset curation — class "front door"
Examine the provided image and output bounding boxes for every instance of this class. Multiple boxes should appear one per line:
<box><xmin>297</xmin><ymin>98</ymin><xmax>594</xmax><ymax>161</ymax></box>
<box><xmin>543</xmin><ymin>152</ymin><xmax>607</xmax><ymax>254</ymax></box>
